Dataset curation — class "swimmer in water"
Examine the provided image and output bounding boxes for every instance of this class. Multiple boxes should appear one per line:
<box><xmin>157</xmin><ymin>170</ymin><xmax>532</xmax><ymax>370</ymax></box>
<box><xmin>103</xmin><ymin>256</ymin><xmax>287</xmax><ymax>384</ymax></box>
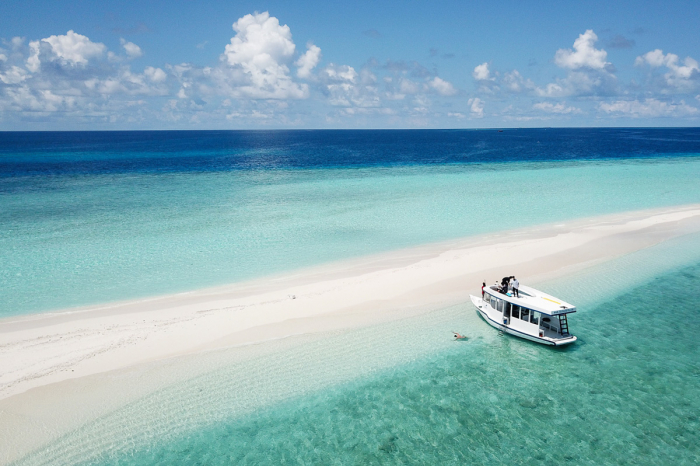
<box><xmin>452</xmin><ymin>331</ymin><xmax>466</xmax><ymax>340</ymax></box>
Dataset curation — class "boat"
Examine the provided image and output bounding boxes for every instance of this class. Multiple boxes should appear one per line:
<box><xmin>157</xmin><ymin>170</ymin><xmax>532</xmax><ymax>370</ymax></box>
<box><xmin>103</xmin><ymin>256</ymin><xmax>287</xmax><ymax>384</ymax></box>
<box><xmin>470</xmin><ymin>283</ymin><xmax>577</xmax><ymax>346</ymax></box>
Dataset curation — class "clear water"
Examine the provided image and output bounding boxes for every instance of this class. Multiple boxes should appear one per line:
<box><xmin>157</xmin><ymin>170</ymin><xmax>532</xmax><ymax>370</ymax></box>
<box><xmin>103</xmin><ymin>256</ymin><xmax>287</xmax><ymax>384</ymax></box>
<box><xmin>4</xmin><ymin>129</ymin><xmax>700</xmax><ymax>464</ymax></box>
<box><xmin>113</xmin><ymin>258</ymin><xmax>700</xmax><ymax>466</ymax></box>
<box><xmin>2</xmin><ymin>129</ymin><xmax>700</xmax><ymax>317</ymax></box>
<box><xmin>15</xmin><ymin>231</ymin><xmax>700</xmax><ymax>465</ymax></box>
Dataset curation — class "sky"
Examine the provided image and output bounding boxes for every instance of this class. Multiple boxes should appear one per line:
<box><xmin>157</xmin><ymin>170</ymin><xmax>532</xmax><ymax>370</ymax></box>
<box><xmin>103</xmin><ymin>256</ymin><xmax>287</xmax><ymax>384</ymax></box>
<box><xmin>0</xmin><ymin>0</ymin><xmax>699</xmax><ymax>130</ymax></box>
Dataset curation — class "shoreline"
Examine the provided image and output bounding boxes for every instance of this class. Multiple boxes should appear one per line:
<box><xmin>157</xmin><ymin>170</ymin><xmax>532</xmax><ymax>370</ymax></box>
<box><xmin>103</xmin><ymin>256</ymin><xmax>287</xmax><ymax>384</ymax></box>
<box><xmin>2</xmin><ymin>204</ymin><xmax>700</xmax><ymax>463</ymax></box>
<box><xmin>3</xmin><ymin>203</ymin><xmax>700</xmax><ymax>400</ymax></box>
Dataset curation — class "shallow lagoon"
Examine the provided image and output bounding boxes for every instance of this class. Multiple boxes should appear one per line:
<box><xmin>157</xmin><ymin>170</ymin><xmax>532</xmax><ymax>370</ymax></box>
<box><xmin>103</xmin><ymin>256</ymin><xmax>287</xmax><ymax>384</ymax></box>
<box><xmin>4</xmin><ymin>129</ymin><xmax>700</xmax><ymax>464</ymax></box>
<box><xmin>16</xmin><ymin>231</ymin><xmax>700</xmax><ymax>465</ymax></box>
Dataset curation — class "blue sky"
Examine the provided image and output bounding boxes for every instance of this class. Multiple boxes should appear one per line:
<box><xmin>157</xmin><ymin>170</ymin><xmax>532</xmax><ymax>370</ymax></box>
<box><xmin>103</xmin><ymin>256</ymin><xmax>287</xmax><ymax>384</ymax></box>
<box><xmin>1</xmin><ymin>0</ymin><xmax>699</xmax><ymax>129</ymax></box>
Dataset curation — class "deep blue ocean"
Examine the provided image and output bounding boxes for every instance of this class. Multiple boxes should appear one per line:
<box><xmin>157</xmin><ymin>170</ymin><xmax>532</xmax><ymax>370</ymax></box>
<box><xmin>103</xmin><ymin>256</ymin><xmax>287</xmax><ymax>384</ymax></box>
<box><xmin>3</xmin><ymin>128</ymin><xmax>700</xmax><ymax>465</ymax></box>
<box><xmin>2</xmin><ymin>128</ymin><xmax>700</xmax><ymax>175</ymax></box>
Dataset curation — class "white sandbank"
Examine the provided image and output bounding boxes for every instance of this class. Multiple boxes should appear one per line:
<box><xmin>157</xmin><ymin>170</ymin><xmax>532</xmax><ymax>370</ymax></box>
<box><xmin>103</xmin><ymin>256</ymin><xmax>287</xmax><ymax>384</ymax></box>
<box><xmin>2</xmin><ymin>204</ymin><xmax>700</xmax><ymax>462</ymax></box>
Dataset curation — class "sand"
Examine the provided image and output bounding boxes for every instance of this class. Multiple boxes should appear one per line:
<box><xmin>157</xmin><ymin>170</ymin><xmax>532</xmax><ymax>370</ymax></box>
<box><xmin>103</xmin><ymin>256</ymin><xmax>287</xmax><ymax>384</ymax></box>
<box><xmin>2</xmin><ymin>204</ymin><xmax>700</xmax><ymax>463</ymax></box>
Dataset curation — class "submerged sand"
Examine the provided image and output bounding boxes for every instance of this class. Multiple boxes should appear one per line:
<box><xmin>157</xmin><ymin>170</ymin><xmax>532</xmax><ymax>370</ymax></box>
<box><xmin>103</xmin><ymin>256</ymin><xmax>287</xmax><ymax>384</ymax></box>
<box><xmin>2</xmin><ymin>204</ymin><xmax>700</xmax><ymax>463</ymax></box>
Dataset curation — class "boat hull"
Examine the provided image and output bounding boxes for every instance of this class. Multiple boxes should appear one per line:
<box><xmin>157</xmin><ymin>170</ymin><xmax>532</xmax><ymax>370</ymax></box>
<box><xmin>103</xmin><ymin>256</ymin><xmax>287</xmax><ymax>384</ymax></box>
<box><xmin>470</xmin><ymin>295</ymin><xmax>577</xmax><ymax>346</ymax></box>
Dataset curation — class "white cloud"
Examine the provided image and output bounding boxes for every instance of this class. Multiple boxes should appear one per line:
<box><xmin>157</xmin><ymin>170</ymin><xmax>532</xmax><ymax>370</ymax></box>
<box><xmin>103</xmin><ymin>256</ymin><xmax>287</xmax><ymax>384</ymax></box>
<box><xmin>535</xmin><ymin>69</ymin><xmax>616</xmax><ymax>97</ymax></box>
<box><xmin>321</xmin><ymin>63</ymin><xmax>357</xmax><ymax>82</ymax></box>
<box><xmin>0</xmin><ymin>54</ymin><xmax>6</xmax><ymax>62</ymax></box>
<box><xmin>144</xmin><ymin>66</ymin><xmax>167</xmax><ymax>82</ymax></box>
<box><xmin>598</xmin><ymin>98</ymin><xmax>698</xmax><ymax>117</ymax></box>
<box><xmin>295</xmin><ymin>42</ymin><xmax>321</xmax><ymax>79</ymax></box>
<box><xmin>473</xmin><ymin>62</ymin><xmax>492</xmax><ymax>80</ymax></box>
<box><xmin>11</xmin><ymin>37</ymin><xmax>25</xmax><ymax>49</ymax></box>
<box><xmin>26</xmin><ymin>41</ymin><xmax>41</xmax><ymax>72</ymax></box>
<box><xmin>533</xmin><ymin>32</ymin><xmax>617</xmax><ymax>98</ymax></box>
<box><xmin>447</xmin><ymin>112</ymin><xmax>465</xmax><ymax>118</ymax></box>
<box><xmin>554</xmin><ymin>30</ymin><xmax>609</xmax><ymax>70</ymax></box>
<box><xmin>39</xmin><ymin>30</ymin><xmax>106</xmax><ymax>67</ymax></box>
<box><xmin>0</xmin><ymin>29</ymin><xmax>168</xmax><ymax>123</ymax></box>
<box><xmin>502</xmin><ymin>70</ymin><xmax>535</xmax><ymax>93</ymax></box>
<box><xmin>635</xmin><ymin>49</ymin><xmax>699</xmax><ymax>89</ymax></box>
<box><xmin>221</xmin><ymin>11</ymin><xmax>307</xmax><ymax>99</ymax></box>
<box><xmin>467</xmin><ymin>97</ymin><xmax>484</xmax><ymax>117</ymax></box>
<box><xmin>0</xmin><ymin>65</ymin><xmax>29</xmax><ymax>84</ymax></box>
<box><xmin>429</xmin><ymin>76</ymin><xmax>457</xmax><ymax>96</ymax></box>
<box><xmin>319</xmin><ymin>64</ymin><xmax>380</xmax><ymax>107</ymax></box>
<box><xmin>533</xmin><ymin>102</ymin><xmax>582</xmax><ymax>114</ymax></box>
<box><xmin>120</xmin><ymin>38</ymin><xmax>143</xmax><ymax>59</ymax></box>
<box><xmin>399</xmin><ymin>78</ymin><xmax>420</xmax><ymax>94</ymax></box>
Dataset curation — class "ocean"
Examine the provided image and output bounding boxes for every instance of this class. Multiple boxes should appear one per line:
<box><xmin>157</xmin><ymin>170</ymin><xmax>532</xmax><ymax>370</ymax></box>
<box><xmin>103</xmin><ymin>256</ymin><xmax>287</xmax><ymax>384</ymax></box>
<box><xmin>2</xmin><ymin>128</ymin><xmax>700</xmax><ymax>317</ymax></box>
<box><xmin>3</xmin><ymin>128</ymin><xmax>700</xmax><ymax>465</ymax></box>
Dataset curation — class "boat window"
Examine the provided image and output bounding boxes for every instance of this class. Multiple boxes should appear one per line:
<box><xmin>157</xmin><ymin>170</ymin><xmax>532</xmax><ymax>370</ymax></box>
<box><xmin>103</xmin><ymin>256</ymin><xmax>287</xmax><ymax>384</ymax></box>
<box><xmin>520</xmin><ymin>308</ymin><xmax>530</xmax><ymax>321</ymax></box>
<box><xmin>511</xmin><ymin>305</ymin><xmax>520</xmax><ymax>319</ymax></box>
<box><xmin>497</xmin><ymin>299</ymin><xmax>504</xmax><ymax>313</ymax></box>
<box><xmin>490</xmin><ymin>295</ymin><xmax>496</xmax><ymax>308</ymax></box>
<box><xmin>531</xmin><ymin>311</ymin><xmax>539</xmax><ymax>325</ymax></box>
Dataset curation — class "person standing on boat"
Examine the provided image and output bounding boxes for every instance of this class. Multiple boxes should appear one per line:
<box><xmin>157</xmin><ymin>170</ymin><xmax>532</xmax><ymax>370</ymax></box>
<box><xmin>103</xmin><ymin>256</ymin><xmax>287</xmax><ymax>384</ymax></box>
<box><xmin>482</xmin><ymin>281</ymin><xmax>486</xmax><ymax>298</ymax></box>
<box><xmin>501</xmin><ymin>276</ymin><xmax>510</xmax><ymax>293</ymax></box>
<box><xmin>512</xmin><ymin>277</ymin><xmax>520</xmax><ymax>297</ymax></box>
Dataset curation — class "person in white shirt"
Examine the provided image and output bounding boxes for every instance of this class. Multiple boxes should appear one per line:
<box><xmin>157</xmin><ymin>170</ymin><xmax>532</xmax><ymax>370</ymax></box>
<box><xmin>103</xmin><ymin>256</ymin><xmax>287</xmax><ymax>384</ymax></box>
<box><xmin>512</xmin><ymin>277</ymin><xmax>520</xmax><ymax>297</ymax></box>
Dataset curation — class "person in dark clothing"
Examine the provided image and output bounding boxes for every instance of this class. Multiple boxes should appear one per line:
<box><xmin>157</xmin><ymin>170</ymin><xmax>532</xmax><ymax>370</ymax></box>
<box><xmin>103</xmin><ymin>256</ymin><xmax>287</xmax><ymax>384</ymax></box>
<box><xmin>482</xmin><ymin>281</ymin><xmax>486</xmax><ymax>298</ymax></box>
<box><xmin>501</xmin><ymin>276</ymin><xmax>510</xmax><ymax>293</ymax></box>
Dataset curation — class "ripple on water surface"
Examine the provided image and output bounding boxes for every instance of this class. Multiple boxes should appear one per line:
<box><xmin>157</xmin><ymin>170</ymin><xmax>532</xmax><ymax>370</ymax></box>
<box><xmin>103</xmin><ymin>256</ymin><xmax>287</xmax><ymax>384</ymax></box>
<box><xmin>17</xmin><ymin>234</ymin><xmax>700</xmax><ymax>466</ymax></box>
<box><xmin>98</xmin><ymin>264</ymin><xmax>699</xmax><ymax>466</ymax></box>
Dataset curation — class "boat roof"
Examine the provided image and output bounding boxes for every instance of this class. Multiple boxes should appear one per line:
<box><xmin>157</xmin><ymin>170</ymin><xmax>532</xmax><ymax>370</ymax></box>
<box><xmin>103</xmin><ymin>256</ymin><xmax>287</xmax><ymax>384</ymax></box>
<box><xmin>486</xmin><ymin>284</ymin><xmax>576</xmax><ymax>316</ymax></box>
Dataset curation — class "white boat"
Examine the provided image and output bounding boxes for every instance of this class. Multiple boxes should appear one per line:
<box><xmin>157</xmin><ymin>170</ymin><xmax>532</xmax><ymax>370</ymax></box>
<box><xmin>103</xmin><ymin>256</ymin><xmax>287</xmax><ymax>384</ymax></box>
<box><xmin>470</xmin><ymin>283</ymin><xmax>577</xmax><ymax>346</ymax></box>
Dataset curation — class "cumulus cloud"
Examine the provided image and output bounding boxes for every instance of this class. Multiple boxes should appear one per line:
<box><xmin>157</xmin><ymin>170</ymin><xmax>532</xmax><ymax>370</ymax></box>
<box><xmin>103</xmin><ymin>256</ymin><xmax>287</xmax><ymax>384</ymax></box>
<box><xmin>533</xmin><ymin>102</ymin><xmax>582</xmax><ymax>114</ymax></box>
<box><xmin>120</xmin><ymin>38</ymin><xmax>143</xmax><ymax>58</ymax></box>
<box><xmin>502</xmin><ymin>70</ymin><xmax>535</xmax><ymax>93</ymax></box>
<box><xmin>27</xmin><ymin>30</ymin><xmax>106</xmax><ymax>71</ymax></box>
<box><xmin>473</xmin><ymin>62</ymin><xmax>492</xmax><ymax>81</ymax></box>
<box><xmin>321</xmin><ymin>63</ymin><xmax>358</xmax><ymax>83</ymax></box>
<box><xmin>467</xmin><ymin>97</ymin><xmax>484</xmax><ymax>117</ymax></box>
<box><xmin>429</xmin><ymin>76</ymin><xmax>457</xmax><ymax>96</ymax></box>
<box><xmin>398</xmin><ymin>78</ymin><xmax>420</xmax><ymax>95</ymax></box>
<box><xmin>635</xmin><ymin>49</ymin><xmax>699</xmax><ymax>89</ymax></box>
<box><xmin>318</xmin><ymin>63</ymin><xmax>380</xmax><ymax>107</ymax></box>
<box><xmin>144</xmin><ymin>66</ymin><xmax>167</xmax><ymax>82</ymax></box>
<box><xmin>0</xmin><ymin>66</ymin><xmax>29</xmax><ymax>84</ymax></box>
<box><xmin>295</xmin><ymin>42</ymin><xmax>321</xmax><ymax>78</ymax></box>
<box><xmin>598</xmin><ymin>98</ymin><xmax>698</xmax><ymax>117</ymax></box>
<box><xmin>529</xmin><ymin>30</ymin><xmax>618</xmax><ymax>97</ymax></box>
<box><xmin>535</xmin><ymin>69</ymin><xmax>617</xmax><ymax>97</ymax></box>
<box><xmin>554</xmin><ymin>30</ymin><xmax>610</xmax><ymax>70</ymax></box>
<box><xmin>0</xmin><ymin>29</ymin><xmax>167</xmax><ymax>121</ymax></box>
<box><xmin>221</xmin><ymin>12</ymin><xmax>307</xmax><ymax>99</ymax></box>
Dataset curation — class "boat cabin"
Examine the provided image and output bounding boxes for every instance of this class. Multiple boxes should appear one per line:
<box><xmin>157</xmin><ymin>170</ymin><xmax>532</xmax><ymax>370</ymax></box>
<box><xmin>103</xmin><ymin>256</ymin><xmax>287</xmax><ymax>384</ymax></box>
<box><xmin>482</xmin><ymin>284</ymin><xmax>576</xmax><ymax>341</ymax></box>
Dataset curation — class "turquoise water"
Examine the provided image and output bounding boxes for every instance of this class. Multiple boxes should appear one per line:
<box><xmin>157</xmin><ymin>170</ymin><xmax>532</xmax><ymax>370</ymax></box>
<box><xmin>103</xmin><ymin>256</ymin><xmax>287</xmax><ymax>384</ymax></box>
<box><xmin>112</xmin><ymin>256</ymin><xmax>700</xmax><ymax>466</ymax></box>
<box><xmin>3</xmin><ymin>157</ymin><xmax>700</xmax><ymax>317</ymax></box>
<box><xmin>5</xmin><ymin>129</ymin><xmax>700</xmax><ymax>464</ymax></box>
<box><xmin>15</xmin><ymin>231</ymin><xmax>700</xmax><ymax>465</ymax></box>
